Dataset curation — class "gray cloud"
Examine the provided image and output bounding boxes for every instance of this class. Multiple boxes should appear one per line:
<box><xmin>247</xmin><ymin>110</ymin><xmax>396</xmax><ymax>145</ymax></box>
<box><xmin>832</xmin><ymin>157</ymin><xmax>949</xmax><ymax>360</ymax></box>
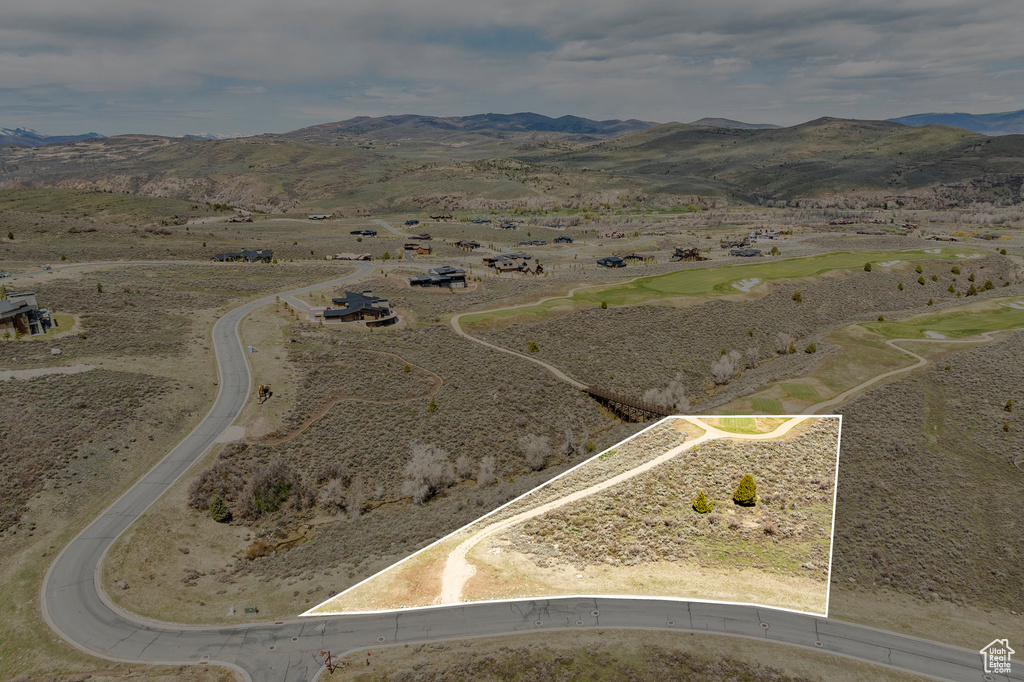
<box><xmin>1</xmin><ymin>0</ymin><xmax>1022</xmax><ymax>135</ymax></box>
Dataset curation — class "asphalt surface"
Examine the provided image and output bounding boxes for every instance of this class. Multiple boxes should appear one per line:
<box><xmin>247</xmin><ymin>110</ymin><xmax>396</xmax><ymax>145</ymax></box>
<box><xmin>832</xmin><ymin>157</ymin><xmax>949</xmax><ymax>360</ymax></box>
<box><xmin>39</xmin><ymin>262</ymin><xmax>1021</xmax><ymax>682</ymax></box>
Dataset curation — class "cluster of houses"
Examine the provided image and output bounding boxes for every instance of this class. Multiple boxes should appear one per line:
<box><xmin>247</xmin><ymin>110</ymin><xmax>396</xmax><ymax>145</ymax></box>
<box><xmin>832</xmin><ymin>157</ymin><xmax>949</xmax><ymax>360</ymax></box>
<box><xmin>321</xmin><ymin>290</ymin><xmax>396</xmax><ymax>327</ymax></box>
<box><xmin>409</xmin><ymin>265</ymin><xmax>467</xmax><ymax>288</ymax></box>
<box><xmin>212</xmin><ymin>248</ymin><xmax>274</xmax><ymax>263</ymax></box>
<box><xmin>0</xmin><ymin>292</ymin><xmax>56</xmax><ymax>337</ymax></box>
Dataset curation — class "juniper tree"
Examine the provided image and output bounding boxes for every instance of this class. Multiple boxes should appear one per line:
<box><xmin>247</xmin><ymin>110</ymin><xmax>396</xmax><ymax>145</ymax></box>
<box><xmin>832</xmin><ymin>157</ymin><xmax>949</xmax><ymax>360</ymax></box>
<box><xmin>692</xmin><ymin>491</ymin><xmax>713</xmax><ymax>514</ymax></box>
<box><xmin>733</xmin><ymin>474</ymin><xmax>758</xmax><ymax>506</ymax></box>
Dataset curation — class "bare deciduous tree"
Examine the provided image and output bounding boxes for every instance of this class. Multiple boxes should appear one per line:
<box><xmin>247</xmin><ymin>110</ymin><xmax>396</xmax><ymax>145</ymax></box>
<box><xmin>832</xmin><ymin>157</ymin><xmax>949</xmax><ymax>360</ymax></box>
<box><xmin>746</xmin><ymin>346</ymin><xmax>759</xmax><ymax>369</ymax></box>
<box><xmin>643</xmin><ymin>372</ymin><xmax>691</xmax><ymax>412</ymax></box>
<box><xmin>519</xmin><ymin>433</ymin><xmax>550</xmax><ymax>471</ymax></box>
<box><xmin>401</xmin><ymin>442</ymin><xmax>456</xmax><ymax>505</ymax></box>
<box><xmin>560</xmin><ymin>425</ymin><xmax>579</xmax><ymax>460</ymax></box>
<box><xmin>711</xmin><ymin>353</ymin><xmax>738</xmax><ymax>385</ymax></box>
<box><xmin>477</xmin><ymin>455</ymin><xmax>498</xmax><ymax>487</ymax></box>
<box><xmin>347</xmin><ymin>476</ymin><xmax>366</xmax><ymax>519</ymax></box>
<box><xmin>455</xmin><ymin>454</ymin><xmax>476</xmax><ymax>481</ymax></box>
<box><xmin>776</xmin><ymin>332</ymin><xmax>794</xmax><ymax>354</ymax></box>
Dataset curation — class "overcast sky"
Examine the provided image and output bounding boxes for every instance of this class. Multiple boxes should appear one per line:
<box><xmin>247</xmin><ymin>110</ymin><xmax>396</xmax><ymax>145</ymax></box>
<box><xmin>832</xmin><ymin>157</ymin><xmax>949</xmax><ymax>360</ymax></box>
<box><xmin>3</xmin><ymin>0</ymin><xmax>1023</xmax><ymax>136</ymax></box>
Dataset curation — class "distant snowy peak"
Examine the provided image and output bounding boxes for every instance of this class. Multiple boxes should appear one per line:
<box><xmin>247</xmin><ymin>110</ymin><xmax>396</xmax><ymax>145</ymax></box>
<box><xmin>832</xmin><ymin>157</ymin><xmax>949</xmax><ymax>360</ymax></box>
<box><xmin>181</xmin><ymin>132</ymin><xmax>246</xmax><ymax>140</ymax></box>
<box><xmin>0</xmin><ymin>127</ymin><xmax>104</xmax><ymax>147</ymax></box>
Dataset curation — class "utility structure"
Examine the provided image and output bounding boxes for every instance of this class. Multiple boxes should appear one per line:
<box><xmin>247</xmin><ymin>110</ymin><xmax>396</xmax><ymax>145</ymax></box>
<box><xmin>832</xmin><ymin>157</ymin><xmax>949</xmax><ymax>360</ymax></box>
<box><xmin>257</xmin><ymin>384</ymin><xmax>272</xmax><ymax>404</ymax></box>
<box><xmin>585</xmin><ymin>385</ymin><xmax>671</xmax><ymax>422</ymax></box>
<box><xmin>318</xmin><ymin>650</ymin><xmax>337</xmax><ymax>673</ymax></box>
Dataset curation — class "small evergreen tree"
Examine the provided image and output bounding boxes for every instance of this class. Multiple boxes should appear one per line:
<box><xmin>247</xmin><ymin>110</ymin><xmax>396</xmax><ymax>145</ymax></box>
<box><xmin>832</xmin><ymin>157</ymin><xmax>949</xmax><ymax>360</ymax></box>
<box><xmin>733</xmin><ymin>474</ymin><xmax>758</xmax><ymax>506</ymax></box>
<box><xmin>968</xmin><ymin>273</ymin><xmax>975</xmax><ymax>282</ymax></box>
<box><xmin>897</xmin><ymin>282</ymin><xmax>904</xmax><ymax>291</ymax></box>
<box><xmin>527</xmin><ymin>341</ymin><xmax>539</xmax><ymax>352</ymax></box>
<box><xmin>948</xmin><ymin>284</ymin><xmax>956</xmax><ymax>293</ymax></box>
<box><xmin>915</xmin><ymin>264</ymin><xmax>923</xmax><ymax>273</ymax></box>
<box><xmin>6</xmin><ymin>231</ymin><xmax>12</xmax><ymax>240</ymax></box>
<box><xmin>600</xmin><ymin>300</ymin><xmax>608</xmax><ymax>309</ymax></box>
<box><xmin>918</xmin><ymin>275</ymin><xmax>926</xmax><ymax>285</ymax></box>
<box><xmin>692</xmin><ymin>490</ymin><xmax>713</xmax><ymax>514</ymax></box>
<box><xmin>96</xmin><ymin>282</ymin><xmax>103</xmax><ymax>294</ymax></box>
<box><xmin>792</xmin><ymin>291</ymin><xmax>803</xmax><ymax>302</ymax></box>
<box><xmin>804</xmin><ymin>342</ymin><xmax>817</xmax><ymax>353</ymax></box>
<box><xmin>983</xmin><ymin>279</ymin><xmax>995</xmax><ymax>291</ymax></box>
<box><xmin>426</xmin><ymin>396</ymin><xmax>437</xmax><ymax>412</ymax></box>
<box><xmin>951</xmin><ymin>266</ymin><xmax>960</xmax><ymax>275</ymax></box>
<box><xmin>210</xmin><ymin>494</ymin><xmax>231</xmax><ymax>523</ymax></box>
<box><xmin>927</xmin><ymin>298</ymin><xmax>934</xmax><ymax>306</ymax></box>
<box><xmin>966</xmin><ymin>283</ymin><xmax>977</xmax><ymax>296</ymax></box>
<box><xmin>1006</xmin><ymin>398</ymin><xmax>1013</xmax><ymax>412</ymax></box>
<box><xmin>864</xmin><ymin>262</ymin><xmax>872</xmax><ymax>272</ymax></box>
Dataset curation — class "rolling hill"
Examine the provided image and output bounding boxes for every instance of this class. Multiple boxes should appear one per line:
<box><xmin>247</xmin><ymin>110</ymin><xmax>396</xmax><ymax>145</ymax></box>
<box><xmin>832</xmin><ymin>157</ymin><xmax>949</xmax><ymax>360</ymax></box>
<box><xmin>0</xmin><ymin>127</ymin><xmax>104</xmax><ymax>147</ymax></box>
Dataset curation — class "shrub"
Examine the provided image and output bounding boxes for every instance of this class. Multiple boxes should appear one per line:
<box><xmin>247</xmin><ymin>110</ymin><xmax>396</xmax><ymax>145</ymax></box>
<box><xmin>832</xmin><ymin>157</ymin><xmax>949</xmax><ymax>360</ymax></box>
<box><xmin>1000</xmin><ymin>248</ymin><xmax>1007</xmax><ymax>255</ymax></box>
<box><xmin>6</xmin><ymin>231</ymin><xmax>12</xmax><ymax>240</ymax></box>
<box><xmin>878</xmin><ymin>315</ymin><xmax>884</xmax><ymax>321</ymax></box>
<box><xmin>983</xmin><ymin>280</ymin><xmax>995</xmax><ymax>291</ymax></box>
<box><xmin>775</xmin><ymin>332</ymin><xmax>794</xmax><ymax>354</ymax></box>
<box><xmin>804</xmin><ymin>342</ymin><xmax>817</xmax><ymax>353</ymax></box>
<box><xmin>1004</xmin><ymin>423</ymin><xmax>1010</xmax><ymax>432</ymax></box>
<box><xmin>918</xmin><ymin>276</ymin><xmax>926</xmax><ymax>285</ymax></box>
<box><xmin>401</xmin><ymin>442</ymin><xmax>456</xmax><ymax>505</ymax></box>
<box><xmin>792</xmin><ymin>290</ymin><xmax>803</xmax><ymax>302</ymax></box>
<box><xmin>96</xmin><ymin>282</ymin><xmax>103</xmax><ymax>294</ymax></box>
<box><xmin>403</xmin><ymin>363</ymin><xmax>411</xmax><ymax>372</ymax></box>
<box><xmin>455</xmin><ymin>454</ymin><xmax>476</xmax><ymax>480</ymax></box>
<box><xmin>931</xmin><ymin>274</ymin><xmax>937</xmax><ymax>281</ymax></box>
<box><xmin>209</xmin><ymin>494</ymin><xmax>231</xmax><ymax>523</ymax></box>
<box><xmin>692</xmin><ymin>490</ymin><xmax>713</xmax><ymax>514</ymax></box>
<box><xmin>61</xmin><ymin>254</ymin><xmax>67</xmax><ymax>261</ymax></box>
<box><xmin>927</xmin><ymin>299</ymin><xmax>934</xmax><ymax>306</ymax></box>
<box><xmin>600</xmin><ymin>301</ymin><xmax>608</xmax><ymax>309</ymax></box>
<box><xmin>240</xmin><ymin>459</ymin><xmax>299</xmax><ymax>518</ymax></box>
<box><xmin>951</xmin><ymin>266</ymin><xmax>960</xmax><ymax>275</ymax></box>
<box><xmin>948</xmin><ymin>284</ymin><xmax>956</xmax><ymax>293</ymax></box>
<box><xmin>915</xmin><ymin>264</ymin><xmax>923</xmax><ymax>273</ymax></box>
<box><xmin>897</xmin><ymin>282</ymin><xmax>904</xmax><ymax>291</ymax></box>
<box><xmin>864</xmin><ymin>262</ymin><xmax>872</xmax><ymax>272</ymax></box>
<box><xmin>968</xmin><ymin>273</ymin><xmax>975</xmax><ymax>282</ymax></box>
<box><xmin>1006</xmin><ymin>398</ymin><xmax>1013</xmax><ymax>412</ymax></box>
<box><xmin>966</xmin><ymin>283</ymin><xmax>977</xmax><ymax>296</ymax></box>
<box><xmin>584</xmin><ymin>439</ymin><xmax>596</xmax><ymax>454</ymax></box>
<box><xmin>426</xmin><ymin>396</ymin><xmax>437</xmax><ymax>412</ymax></box>
<box><xmin>527</xmin><ymin>341</ymin><xmax>540</xmax><ymax>352</ymax></box>
<box><xmin>477</xmin><ymin>455</ymin><xmax>498</xmax><ymax>487</ymax></box>
<box><xmin>733</xmin><ymin>474</ymin><xmax>758</xmax><ymax>506</ymax></box>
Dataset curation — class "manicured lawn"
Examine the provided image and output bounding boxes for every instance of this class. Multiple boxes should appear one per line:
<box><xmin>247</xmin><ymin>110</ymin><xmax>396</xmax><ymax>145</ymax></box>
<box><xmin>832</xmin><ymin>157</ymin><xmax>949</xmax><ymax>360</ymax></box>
<box><xmin>782</xmin><ymin>383</ymin><xmax>822</xmax><ymax>402</ymax></box>
<box><xmin>463</xmin><ymin>248</ymin><xmax>982</xmax><ymax>325</ymax></box>
<box><xmin>861</xmin><ymin>298</ymin><xmax>1024</xmax><ymax>339</ymax></box>
<box><xmin>751</xmin><ymin>397</ymin><xmax>784</xmax><ymax>414</ymax></box>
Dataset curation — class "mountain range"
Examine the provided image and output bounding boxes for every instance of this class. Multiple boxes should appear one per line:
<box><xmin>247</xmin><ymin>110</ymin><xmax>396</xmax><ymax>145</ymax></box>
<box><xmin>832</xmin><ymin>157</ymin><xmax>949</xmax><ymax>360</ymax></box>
<box><xmin>0</xmin><ymin>127</ymin><xmax>104</xmax><ymax>147</ymax></box>
<box><xmin>889</xmin><ymin>109</ymin><xmax>1024</xmax><ymax>136</ymax></box>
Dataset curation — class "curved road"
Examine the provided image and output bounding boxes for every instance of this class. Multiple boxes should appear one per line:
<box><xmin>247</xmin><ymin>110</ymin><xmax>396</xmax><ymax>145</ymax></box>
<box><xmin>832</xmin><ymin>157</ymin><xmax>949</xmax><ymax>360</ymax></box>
<box><xmin>39</xmin><ymin>264</ymin><xmax>1020</xmax><ymax>682</ymax></box>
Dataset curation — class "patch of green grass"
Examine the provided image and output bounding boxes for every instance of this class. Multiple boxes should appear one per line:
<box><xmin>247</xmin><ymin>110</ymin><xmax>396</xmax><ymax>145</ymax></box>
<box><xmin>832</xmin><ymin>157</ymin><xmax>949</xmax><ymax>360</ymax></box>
<box><xmin>861</xmin><ymin>299</ymin><xmax>1024</xmax><ymax>339</ymax></box>
<box><xmin>462</xmin><ymin>248</ymin><xmax>982</xmax><ymax>325</ymax></box>
<box><xmin>751</xmin><ymin>397</ymin><xmax>784</xmax><ymax>414</ymax></box>
<box><xmin>0</xmin><ymin>187</ymin><xmax>214</xmax><ymax>223</ymax></box>
<box><xmin>718</xmin><ymin>417</ymin><xmax>757</xmax><ymax>433</ymax></box>
<box><xmin>782</xmin><ymin>383</ymin><xmax>821</xmax><ymax>402</ymax></box>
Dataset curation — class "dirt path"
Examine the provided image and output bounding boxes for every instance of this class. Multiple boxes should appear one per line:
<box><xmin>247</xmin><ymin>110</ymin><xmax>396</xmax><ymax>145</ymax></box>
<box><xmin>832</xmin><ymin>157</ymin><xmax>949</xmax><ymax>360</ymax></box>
<box><xmin>0</xmin><ymin>363</ymin><xmax>94</xmax><ymax>381</ymax></box>
<box><xmin>439</xmin><ymin>416</ymin><xmax>812</xmax><ymax>603</ymax></box>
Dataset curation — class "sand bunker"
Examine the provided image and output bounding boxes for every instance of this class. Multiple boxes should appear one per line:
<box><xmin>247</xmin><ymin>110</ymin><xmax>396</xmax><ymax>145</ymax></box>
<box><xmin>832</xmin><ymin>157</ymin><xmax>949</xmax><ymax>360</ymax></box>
<box><xmin>876</xmin><ymin>260</ymin><xmax>901</xmax><ymax>267</ymax></box>
<box><xmin>923</xmin><ymin>331</ymin><xmax>947</xmax><ymax>339</ymax></box>
<box><xmin>1000</xmin><ymin>301</ymin><xmax>1024</xmax><ymax>310</ymax></box>
<box><xmin>956</xmin><ymin>253</ymin><xmax>982</xmax><ymax>259</ymax></box>
<box><xmin>924</xmin><ymin>248</ymin><xmax>941</xmax><ymax>254</ymax></box>
<box><xmin>732</xmin><ymin>278</ymin><xmax>761</xmax><ymax>293</ymax></box>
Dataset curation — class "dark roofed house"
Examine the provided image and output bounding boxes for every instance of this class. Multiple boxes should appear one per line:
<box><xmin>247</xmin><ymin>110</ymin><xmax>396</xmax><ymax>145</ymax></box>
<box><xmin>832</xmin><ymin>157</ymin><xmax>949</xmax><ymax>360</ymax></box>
<box><xmin>409</xmin><ymin>265</ymin><xmax>467</xmax><ymax>288</ymax></box>
<box><xmin>729</xmin><ymin>248</ymin><xmax>762</xmax><ymax>257</ymax></box>
<box><xmin>323</xmin><ymin>290</ymin><xmax>396</xmax><ymax>327</ymax></box>
<box><xmin>720</xmin><ymin>238</ymin><xmax>749</xmax><ymax>249</ymax></box>
<box><xmin>350</xmin><ymin>229</ymin><xmax>378</xmax><ymax>236</ymax></box>
<box><xmin>518</xmin><ymin>240</ymin><xmax>547</xmax><ymax>246</ymax></box>
<box><xmin>456</xmin><ymin>240</ymin><xmax>481</xmax><ymax>250</ymax></box>
<box><xmin>499</xmin><ymin>221</ymin><xmax>518</xmax><ymax>229</ymax></box>
<box><xmin>308</xmin><ymin>214</ymin><xmax>333</xmax><ymax>220</ymax></box>
<box><xmin>410</xmin><ymin>233</ymin><xmax>432</xmax><ymax>240</ymax></box>
<box><xmin>616</xmin><ymin>252</ymin><xmax>651</xmax><ymax>262</ymax></box>
<box><xmin>212</xmin><ymin>248</ymin><xmax>273</xmax><ymax>263</ymax></box>
<box><xmin>554</xmin><ymin>236</ymin><xmax>573</xmax><ymax>244</ymax></box>
<box><xmin>597</xmin><ymin>256</ymin><xmax>626</xmax><ymax>268</ymax></box>
<box><xmin>0</xmin><ymin>292</ymin><xmax>56</xmax><ymax>336</ymax></box>
<box><xmin>470</xmin><ymin>218</ymin><xmax>492</xmax><ymax>224</ymax></box>
<box><xmin>404</xmin><ymin>219</ymin><xmax>420</xmax><ymax>226</ymax></box>
<box><xmin>672</xmin><ymin>246</ymin><xmax>708</xmax><ymax>262</ymax></box>
<box><xmin>404</xmin><ymin>242</ymin><xmax>432</xmax><ymax>255</ymax></box>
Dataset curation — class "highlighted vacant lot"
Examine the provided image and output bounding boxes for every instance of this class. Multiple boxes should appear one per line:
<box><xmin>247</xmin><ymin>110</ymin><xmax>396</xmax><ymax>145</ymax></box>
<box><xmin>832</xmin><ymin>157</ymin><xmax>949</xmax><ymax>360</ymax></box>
<box><xmin>461</xmin><ymin>248</ymin><xmax>981</xmax><ymax>325</ymax></box>
<box><xmin>305</xmin><ymin>415</ymin><xmax>841</xmax><ymax>618</ymax></box>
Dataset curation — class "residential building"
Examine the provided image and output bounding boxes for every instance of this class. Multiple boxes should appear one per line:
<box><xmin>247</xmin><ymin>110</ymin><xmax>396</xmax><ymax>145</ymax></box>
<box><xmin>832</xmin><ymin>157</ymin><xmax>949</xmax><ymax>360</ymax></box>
<box><xmin>597</xmin><ymin>256</ymin><xmax>627</xmax><ymax>268</ymax></box>
<box><xmin>323</xmin><ymin>290</ymin><xmax>396</xmax><ymax>327</ymax></box>
<box><xmin>0</xmin><ymin>292</ymin><xmax>56</xmax><ymax>336</ymax></box>
<box><xmin>409</xmin><ymin>265</ymin><xmax>467</xmax><ymax>288</ymax></box>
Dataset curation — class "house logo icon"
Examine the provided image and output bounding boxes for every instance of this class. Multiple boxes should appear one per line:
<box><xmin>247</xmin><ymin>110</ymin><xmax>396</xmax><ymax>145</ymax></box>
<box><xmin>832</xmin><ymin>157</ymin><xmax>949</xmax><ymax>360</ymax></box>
<box><xmin>980</xmin><ymin>639</ymin><xmax>1014</xmax><ymax>675</ymax></box>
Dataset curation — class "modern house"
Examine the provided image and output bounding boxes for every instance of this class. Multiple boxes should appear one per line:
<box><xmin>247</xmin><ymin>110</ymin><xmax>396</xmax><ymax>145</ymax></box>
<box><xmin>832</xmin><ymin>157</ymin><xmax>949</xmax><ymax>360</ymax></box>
<box><xmin>456</xmin><ymin>240</ymin><xmax>481</xmax><ymax>250</ymax></box>
<box><xmin>404</xmin><ymin>219</ymin><xmax>420</xmax><ymax>226</ymax></box>
<box><xmin>212</xmin><ymin>249</ymin><xmax>274</xmax><ymax>263</ymax></box>
<box><xmin>518</xmin><ymin>240</ymin><xmax>547</xmax><ymax>246</ymax></box>
<box><xmin>672</xmin><ymin>246</ymin><xmax>708</xmax><ymax>261</ymax></box>
<box><xmin>308</xmin><ymin>214</ymin><xmax>333</xmax><ymax>220</ymax></box>
<box><xmin>719</xmin><ymin>238</ymin><xmax>749</xmax><ymax>249</ymax></box>
<box><xmin>498</xmin><ymin>221</ymin><xmax>518</xmax><ymax>229</ymax></box>
<box><xmin>597</xmin><ymin>256</ymin><xmax>627</xmax><ymax>268</ymax></box>
<box><xmin>469</xmin><ymin>218</ymin><xmax>492</xmax><ymax>224</ymax></box>
<box><xmin>409</xmin><ymin>265</ymin><xmax>467</xmax><ymax>288</ymax></box>
<box><xmin>403</xmin><ymin>243</ymin><xmax>432</xmax><ymax>255</ymax></box>
<box><xmin>350</xmin><ymin>229</ymin><xmax>377</xmax><ymax>236</ymax></box>
<box><xmin>554</xmin><ymin>236</ymin><xmax>573</xmax><ymax>244</ymax></box>
<box><xmin>0</xmin><ymin>292</ymin><xmax>56</xmax><ymax>337</ymax></box>
<box><xmin>323</xmin><ymin>290</ymin><xmax>396</xmax><ymax>327</ymax></box>
<box><xmin>429</xmin><ymin>214</ymin><xmax>453</xmax><ymax>221</ymax></box>
<box><xmin>616</xmin><ymin>252</ymin><xmax>651</xmax><ymax>262</ymax></box>
<box><xmin>328</xmin><ymin>253</ymin><xmax>372</xmax><ymax>261</ymax></box>
<box><xmin>729</xmin><ymin>248</ymin><xmax>762</xmax><ymax>257</ymax></box>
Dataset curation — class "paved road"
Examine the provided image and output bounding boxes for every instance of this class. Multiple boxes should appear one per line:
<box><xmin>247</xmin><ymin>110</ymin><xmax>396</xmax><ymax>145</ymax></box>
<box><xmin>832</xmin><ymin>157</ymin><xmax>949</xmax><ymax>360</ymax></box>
<box><xmin>39</xmin><ymin>262</ymin><xmax>1021</xmax><ymax>682</ymax></box>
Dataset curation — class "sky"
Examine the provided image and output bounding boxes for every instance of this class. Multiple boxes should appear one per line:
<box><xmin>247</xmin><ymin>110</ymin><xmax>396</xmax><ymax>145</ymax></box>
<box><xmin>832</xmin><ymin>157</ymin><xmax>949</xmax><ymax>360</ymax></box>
<box><xmin>3</xmin><ymin>0</ymin><xmax>1024</xmax><ymax>137</ymax></box>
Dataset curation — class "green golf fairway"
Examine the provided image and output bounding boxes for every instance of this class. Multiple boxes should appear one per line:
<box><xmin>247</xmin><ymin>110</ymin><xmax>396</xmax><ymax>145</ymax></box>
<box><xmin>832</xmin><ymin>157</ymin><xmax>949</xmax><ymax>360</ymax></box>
<box><xmin>862</xmin><ymin>299</ymin><xmax>1024</xmax><ymax>339</ymax></box>
<box><xmin>462</xmin><ymin>248</ymin><xmax>984</xmax><ymax>325</ymax></box>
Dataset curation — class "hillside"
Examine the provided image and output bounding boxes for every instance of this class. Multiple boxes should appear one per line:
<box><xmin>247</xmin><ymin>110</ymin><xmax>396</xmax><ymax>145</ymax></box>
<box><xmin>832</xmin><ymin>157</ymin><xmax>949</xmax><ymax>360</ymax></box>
<box><xmin>529</xmin><ymin>117</ymin><xmax>1024</xmax><ymax>204</ymax></box>
<box><xmin>689</xmin><ymin>117</ymin><xmax>781</xmax><ymax>130</ymax></box>
<box><xmin>890</xmin><ymin>109</ymin><xmax>1024</xmax><ymax>136</ymax></box>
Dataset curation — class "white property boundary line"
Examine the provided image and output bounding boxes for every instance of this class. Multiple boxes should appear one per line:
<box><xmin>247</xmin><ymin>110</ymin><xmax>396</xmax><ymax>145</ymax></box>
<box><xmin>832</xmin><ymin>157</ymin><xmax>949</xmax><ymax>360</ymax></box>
<box><xmin>302</xmin><ymin>414</ymin><xmax>843</xmax><ymax>620</ymax></box>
